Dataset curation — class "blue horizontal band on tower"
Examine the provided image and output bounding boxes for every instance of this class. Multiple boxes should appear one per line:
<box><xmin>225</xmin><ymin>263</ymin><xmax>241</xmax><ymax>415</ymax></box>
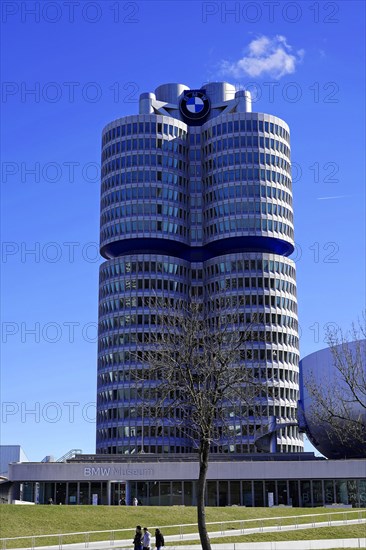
<box><xmin>101</xmin><ymin>236</ymin><xmax>294</xmax><ymax>261</ymax></box>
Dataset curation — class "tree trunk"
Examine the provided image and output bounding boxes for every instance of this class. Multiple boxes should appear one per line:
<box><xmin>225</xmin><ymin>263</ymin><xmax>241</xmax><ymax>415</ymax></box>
<box><xmin>196</xmin><ymin>441</ymin><xmax>211</xmax><ymax>550</ymax></box>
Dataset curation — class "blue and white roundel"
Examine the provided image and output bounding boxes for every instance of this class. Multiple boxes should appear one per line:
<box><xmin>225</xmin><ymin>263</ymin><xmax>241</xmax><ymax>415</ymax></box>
<box><xmin>186</xmin><ymin>96</ymin><xmax>204</xmax><ymax>114</ymax></box>
<box><xmin>179</xmin><ymin>90</ymin><xmax>210</xmax><ymax>122</ymax></box>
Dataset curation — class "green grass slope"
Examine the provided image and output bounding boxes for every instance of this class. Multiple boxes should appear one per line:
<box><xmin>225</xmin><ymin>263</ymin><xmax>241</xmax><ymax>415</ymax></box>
<box><xmin>0</xmin><ymin>506</ymin><xmax>364</xmax><ymax>547</ymax></box>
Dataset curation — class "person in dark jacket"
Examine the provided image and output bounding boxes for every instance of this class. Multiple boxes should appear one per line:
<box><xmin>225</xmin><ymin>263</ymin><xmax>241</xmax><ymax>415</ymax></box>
<box><xmin>133</xmin><ymin>526</ymin><xmax>143</xmax><ymax>550</ymax></box>
<box><xmin>154</xmin><ymin>529</ymin><xmax>164</xmax><ymax>550</ymax></box>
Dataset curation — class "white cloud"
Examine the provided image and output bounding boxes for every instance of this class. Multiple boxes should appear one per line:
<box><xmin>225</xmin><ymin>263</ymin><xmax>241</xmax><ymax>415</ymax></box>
<box><xmin>221</xmin><ymin>35</ymin><xmax>304</xmax><ymax>80</ymax></box>
<box><xmin>248</xmin><ymin>36</ymin><xmax>270</xmax><ymax>56</ymax></box>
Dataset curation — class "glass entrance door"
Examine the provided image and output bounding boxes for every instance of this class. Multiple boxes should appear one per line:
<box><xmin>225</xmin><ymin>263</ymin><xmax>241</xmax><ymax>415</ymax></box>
<box><xmin>111</xmin><ymin>482</ymin><xmax>126</xmax><ymax>505</ymax></box>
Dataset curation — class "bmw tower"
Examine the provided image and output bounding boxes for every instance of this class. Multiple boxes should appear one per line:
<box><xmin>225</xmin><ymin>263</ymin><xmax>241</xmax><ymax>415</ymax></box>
<box><xmin>96</xmin><ymin>82</ymin><xmax>303</xmax><ymax>455</ymax></box>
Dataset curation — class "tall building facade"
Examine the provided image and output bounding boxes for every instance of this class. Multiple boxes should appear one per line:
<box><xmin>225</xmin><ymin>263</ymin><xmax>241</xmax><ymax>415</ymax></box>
<box><xmin>96</xmin><ymin>82</ymin><xmax>303</xmax><ymax>455</ymax></box>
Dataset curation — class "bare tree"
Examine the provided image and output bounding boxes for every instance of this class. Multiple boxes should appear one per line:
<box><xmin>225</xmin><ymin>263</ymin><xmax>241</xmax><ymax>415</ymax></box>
<box><xmin>304</xmin><ymin>316</ymin><xmax>366</xmax><ymax>454</ymax></box>
<box><xmin>137</xmin><ymin>297</ymin><xmax>262</xmax><ymax>550</ymax></box>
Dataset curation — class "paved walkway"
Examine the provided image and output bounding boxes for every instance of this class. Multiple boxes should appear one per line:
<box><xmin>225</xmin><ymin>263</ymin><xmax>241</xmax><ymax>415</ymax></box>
<box><xmin>177</xmin><ymin>540</ymin><xmax>365</xmax><ymax>549</ymax></box>
<box><xmin>4</xmin><ymin>519</ymin><xmax>365</xmax><ymax>550</ymax></box>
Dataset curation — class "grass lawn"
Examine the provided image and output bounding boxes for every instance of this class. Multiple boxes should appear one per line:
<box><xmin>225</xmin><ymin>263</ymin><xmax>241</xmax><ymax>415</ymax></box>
<box><xmin>0</xmin><ymin>506</ymin><xmax>364</xmax><ymax>547</ymax></box>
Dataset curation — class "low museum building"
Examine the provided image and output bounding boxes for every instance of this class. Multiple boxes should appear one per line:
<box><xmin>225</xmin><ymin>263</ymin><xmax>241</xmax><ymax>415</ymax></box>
<box><xmin>7</xmin><ymin>453</ymin><xmax>366</xmax><ymax>508</ymax></box>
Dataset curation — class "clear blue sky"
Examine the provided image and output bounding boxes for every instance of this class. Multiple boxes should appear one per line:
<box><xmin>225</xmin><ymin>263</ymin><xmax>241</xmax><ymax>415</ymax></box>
<box><xmin>1</xmin><ymin>1</ymin><xmax>365</xmax><ymax>461</ymax></box>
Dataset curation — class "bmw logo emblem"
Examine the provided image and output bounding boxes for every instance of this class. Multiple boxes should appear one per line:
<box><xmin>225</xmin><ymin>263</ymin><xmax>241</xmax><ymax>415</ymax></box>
<box><xmin>180</xmin><ymin>90</ymin><xmax>210</xmax><ymax>122</ymax></box>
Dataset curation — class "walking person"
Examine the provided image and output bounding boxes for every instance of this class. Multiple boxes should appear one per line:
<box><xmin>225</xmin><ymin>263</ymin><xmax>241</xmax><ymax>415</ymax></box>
<box><xmin>133</xmin><ymin>526</ymin><xmax>143</xmax><ymax>550</ymax></box>
<box><xmin>142</xmin><ymin>527</ymin><xmax>151</xmax><ymax>550</ymax></box>
<box><xmin>154</xmin><ymin>529</ymin><xmax>164</xmax><ymax>550</ymax></box>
